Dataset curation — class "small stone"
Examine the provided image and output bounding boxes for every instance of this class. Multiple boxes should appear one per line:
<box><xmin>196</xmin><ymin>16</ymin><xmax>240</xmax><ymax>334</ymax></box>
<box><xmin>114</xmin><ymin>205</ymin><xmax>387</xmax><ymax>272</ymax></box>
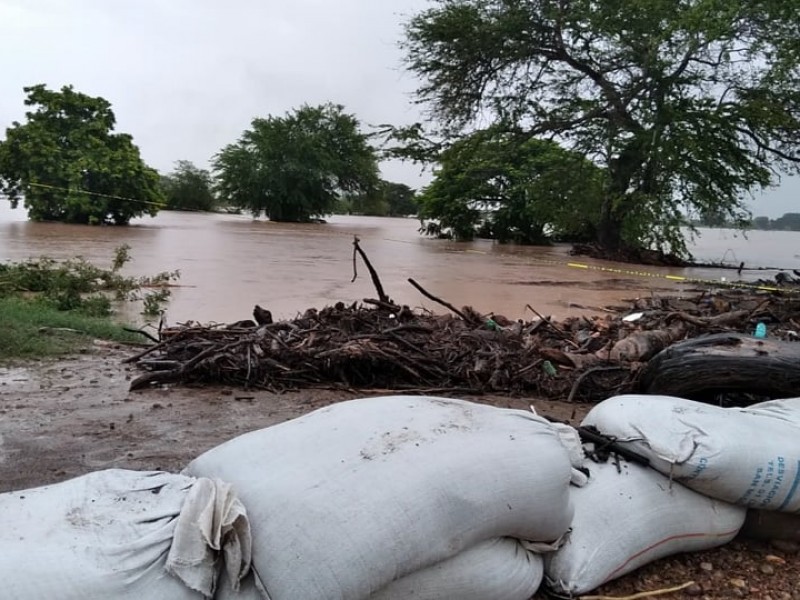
<box><xmin>686</xmin><ymin>583</ymin><xmax>703</xmax><ymax>596</ymax></box>
<box><xmin>760</xmin><ymin>563</ymin><xmax>775</xmax><ymax>575</ymax></box>
<box><xmin>730</xmin><ymin>578</ymin><xmax>747</xmax><ymax>589</ymax></box>
<box><xmin>766</xmin><ymin>554</ymin><xmax>787</xmax><ymax>565</ymax></box>
<box><xmin>700</xmin><ymin>562</ymin><xmax>714</xmax><ymax>571</ymax></box>
<box><xmin>109</xmin><ymin>422</ymin><xmax>115</xmax><ymax>430</ymax></box>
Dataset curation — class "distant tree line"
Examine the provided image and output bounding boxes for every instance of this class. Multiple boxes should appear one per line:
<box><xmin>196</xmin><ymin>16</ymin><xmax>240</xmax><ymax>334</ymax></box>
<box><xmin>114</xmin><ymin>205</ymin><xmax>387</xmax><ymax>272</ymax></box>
<box><xmin>751</xmin><ymin>214</ymin><xmax>800</xmax><ymax>231</ymax></box>
<box><xmin>0</xmin><ymin>86</ymin><xmax>417</xmax><ymax>224</ymax></box>
<box><xmin>689</xmin><ymin>212</ymin><xmax>800</xmax><ymax>231</ymax></box>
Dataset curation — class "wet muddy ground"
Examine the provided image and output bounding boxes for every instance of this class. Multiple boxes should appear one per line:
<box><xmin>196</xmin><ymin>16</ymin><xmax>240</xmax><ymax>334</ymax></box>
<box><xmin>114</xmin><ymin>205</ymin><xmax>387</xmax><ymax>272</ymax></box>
<box><xmin>0</xmin><ymin>343</ymin><xmax>583</xmax><ymax>492</ymax></box>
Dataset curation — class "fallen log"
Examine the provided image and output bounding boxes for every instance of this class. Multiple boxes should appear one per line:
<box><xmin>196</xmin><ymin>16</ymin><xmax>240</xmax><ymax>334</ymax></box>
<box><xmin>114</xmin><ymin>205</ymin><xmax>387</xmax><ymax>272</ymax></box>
<box><xmin>608</xmin><ymin>322</ymin><xmax>687</xmax><ymax>362</ymax></box>
<box><xmin>639</xmin><ymin>333</ymin><xmax>800</xmax><ymax>401</ymax></box>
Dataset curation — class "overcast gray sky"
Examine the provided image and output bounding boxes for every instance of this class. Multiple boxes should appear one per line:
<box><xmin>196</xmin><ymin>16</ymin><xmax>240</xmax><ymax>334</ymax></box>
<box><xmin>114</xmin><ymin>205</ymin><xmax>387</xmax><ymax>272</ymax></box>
<box><xmin>0</xmin><ymin>0</ymin><xmax>797</xmax><ymax>217</ymax></box>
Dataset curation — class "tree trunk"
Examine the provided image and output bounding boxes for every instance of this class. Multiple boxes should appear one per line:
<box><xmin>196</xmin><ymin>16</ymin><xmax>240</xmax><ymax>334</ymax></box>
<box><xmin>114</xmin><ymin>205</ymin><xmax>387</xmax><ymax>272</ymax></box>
<box><xmin>596</xmin><ymin>198</ymin><xmax>624</xmax><ymax>250</ymax></box>
<box><xmin>596</xmin><ymin>139</ymin><xmax>647</xmax><ymax>251</ymax></box>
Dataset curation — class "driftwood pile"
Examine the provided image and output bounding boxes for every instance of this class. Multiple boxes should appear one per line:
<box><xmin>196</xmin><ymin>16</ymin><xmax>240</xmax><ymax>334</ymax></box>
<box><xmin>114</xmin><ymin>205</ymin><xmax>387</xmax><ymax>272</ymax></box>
<box><xmin>126</xmin><ymin>240</ymin><xmax>800</xmax><ymax>402</ymax></box>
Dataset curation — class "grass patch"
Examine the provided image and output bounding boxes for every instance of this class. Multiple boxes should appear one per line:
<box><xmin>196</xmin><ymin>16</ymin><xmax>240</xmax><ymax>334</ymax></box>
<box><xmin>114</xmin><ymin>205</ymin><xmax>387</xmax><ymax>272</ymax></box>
<box><xmin>0</xmin><ymin>246</ymin><xmax>175</xmax><ymax>360</ymax></box>
<box><xmin>0</xmin><ymin>296</ymin><xmax>142</xmax><ymax>360</ymax></box>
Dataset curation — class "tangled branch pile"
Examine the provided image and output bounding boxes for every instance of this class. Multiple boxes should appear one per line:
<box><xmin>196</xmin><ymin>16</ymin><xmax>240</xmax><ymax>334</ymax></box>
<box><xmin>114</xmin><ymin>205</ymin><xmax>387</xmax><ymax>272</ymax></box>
<box><xmin>126</xmin><ymin>281</ymin><xmax>800</xmax><ymax>401</ymax></box>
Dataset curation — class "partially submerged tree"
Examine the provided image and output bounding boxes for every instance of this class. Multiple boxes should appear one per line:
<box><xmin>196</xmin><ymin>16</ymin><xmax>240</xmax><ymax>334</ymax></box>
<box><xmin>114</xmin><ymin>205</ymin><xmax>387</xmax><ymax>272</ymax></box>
<box><xmin>160</xmin><ymin>160</ymin><xmax>216</xmax><ymax>211</ymax></box>
<box><xmin>418</xmin><ymin>127</ymin><xmax>604</xmax><ymax>243</ymax></box>
<box><xmin>214</xmin><ymin>103</ymin><xmax>379</xmax><ymax>222</ymax></box>
<box><xmin>0</xmin><ymin>85</ymin><xmax>163</xmax><ymax>225</ymax></box>
<box><xmin>344</xmin><ymin>180</ymin><xmax>418</xmax><ymax>217</ymax></box>
<box><xmin>404</xmin><ymin>0</ymin><xmax>800</xmax><ymax>256</ymax></box>
<box><xmin>383</xmin><ymin>182</ymin><xmax>418</xmax><ymax>217</ymax></box>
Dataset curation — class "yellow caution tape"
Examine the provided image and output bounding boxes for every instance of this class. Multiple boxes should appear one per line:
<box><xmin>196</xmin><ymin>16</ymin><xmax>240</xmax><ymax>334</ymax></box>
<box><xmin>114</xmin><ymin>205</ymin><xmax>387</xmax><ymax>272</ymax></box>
<box><xmin>535</xmin><ymin>257</ymin><xmax>792</xmax><ymax>294</ymax></box>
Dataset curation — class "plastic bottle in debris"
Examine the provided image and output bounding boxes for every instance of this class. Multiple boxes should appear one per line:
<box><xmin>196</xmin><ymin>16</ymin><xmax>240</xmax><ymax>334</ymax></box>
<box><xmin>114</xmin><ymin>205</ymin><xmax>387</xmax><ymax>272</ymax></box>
<box><xmin>754</xmin><ymin>322</ymin><xmax>767</xmax><ymax>339</ymax></box>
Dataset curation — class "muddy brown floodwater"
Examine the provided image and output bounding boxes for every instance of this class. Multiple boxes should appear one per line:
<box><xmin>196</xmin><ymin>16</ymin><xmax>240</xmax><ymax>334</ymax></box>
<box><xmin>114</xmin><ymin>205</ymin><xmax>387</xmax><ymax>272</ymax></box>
<box><xmin>0</xmin><ymin>206</ymin><xmax>778</xmax><ymax>326</ymax></box>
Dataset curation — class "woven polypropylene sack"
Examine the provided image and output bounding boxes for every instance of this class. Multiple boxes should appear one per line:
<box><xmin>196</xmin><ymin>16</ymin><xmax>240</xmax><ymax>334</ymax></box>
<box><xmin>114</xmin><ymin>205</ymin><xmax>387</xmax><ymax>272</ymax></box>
<box><xmin>372</xmin><ymin>538</ymin><xmax>543</xmax><ymax>600</ymax></box>
<box><xmin>545</xmin><ymin>460</ymin><xmax>746</xmax><ymax>596</ymax></box>
<box><xmin>0</xmin><ymin>470</ymin><xmax>231</xmax><ymax>600</ymax></box>
<box><xmin>582</xmin><ymin>395</ymin><xmax>800</xmax><ymax>511</ymax></box>
<box><xmin>185</xmin><ymin>396</ymin><xmax>574</xmax><ymax>600</ymax></box>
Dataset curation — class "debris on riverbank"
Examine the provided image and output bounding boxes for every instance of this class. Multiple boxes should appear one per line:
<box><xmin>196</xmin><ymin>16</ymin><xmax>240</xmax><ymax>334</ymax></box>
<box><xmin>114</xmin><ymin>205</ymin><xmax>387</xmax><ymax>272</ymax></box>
<box><xmin>126</xmin><ymin>239</ymin><xmax>800</xmax><ymax>401</ymax></box>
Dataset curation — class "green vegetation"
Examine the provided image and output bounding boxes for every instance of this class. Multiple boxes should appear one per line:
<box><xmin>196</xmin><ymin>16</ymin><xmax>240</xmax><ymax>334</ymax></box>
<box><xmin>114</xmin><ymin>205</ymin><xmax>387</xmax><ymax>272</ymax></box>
<box><xmin>339</xmin><ymin>180</ymin><xmax>418</xmax><ymax>217</ymax></box>
<box><xmin>160</xmin><ymin>160</ymin><xmax>217</xmax><ymax>212</ymax></box>
<box><xmin>0</xmin><ymin>245</ymin><xmax>177</xmax><ymax>316</ymax></box>
<box><xmin>751</xmin><ymin>213</ymin><xmax>800</xmax><ymax>231</ymax></box>
<box><xmin>214</xmin><ymin>103</ymin><xmax>380</xmax><ymax>222</ymax></box>
<box><xmin>0</xmin><ymin>84</ymin><xmax>164</xmax><ymax>225</ymax></box>
<box><xmin>416</xmin><ymin>127</ymin><xmax>604</xmax><ymax>243</ymax></box>
<box><xmin>0</xmin><ymin>296</ymin><xmax>141</xmax><ymax>360</ymax></box>
<box><xmin>0</xmin><ymin>246</ymin><xmax>177</xmax><ymax>359</ymax></box>
<box><xmin>687</xmin><ymin>212</ymin><xmax>800</xmax><ymax>231</ymax></box>
<box><xmin>400</xmin><ymin>0</ymin><xmax>800</xmax><ymax>257</ymax></box>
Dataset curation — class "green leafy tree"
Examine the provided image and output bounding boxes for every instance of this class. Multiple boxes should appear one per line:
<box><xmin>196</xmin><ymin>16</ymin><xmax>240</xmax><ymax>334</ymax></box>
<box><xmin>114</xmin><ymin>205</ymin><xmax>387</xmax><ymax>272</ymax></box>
<box><xmin>772</xmin><ymin>212</ymin><xmax>800</xmax><ymax>231</ymax></box>
<box><xmin>214</xmin><ymin>103</ymin><xmax>379</xmax><ymax>222</ymax></box>
<box><xmin>751</xmin><ymin>216</ymin><xmax>771</xmax><ymax>230</ymax></box>
<box><xmin>383</xmin><ymin>182</ymin><xmax>418</xmax><ymax>216</ymax></box>
<box><xmin>160</xmin><ymin>160</ymin><xmax>216</xmax><ymax>211</ymax></box>
<box><xmin>404</xmin><ymin>0</ymin><xmax>800</xmax><ymax>257</ymax></box>
<box><xmin>0</xmin><ymin>84</ymin><xmax>163</xmax><ymax>225</ymax></box>
<box><xmin>418</xmin><ymin>127</ymin><xmax>604</xmax><ymax>243</ymax></box>
<box><xmin>344</xmin><ymin>181</ymin><xmax>418</xmax><ymax>217</ymax></box>
<box><xmin>345</xmin><ymin>188</ymin><xmax>389</xmax><ymax>216</ymax></box>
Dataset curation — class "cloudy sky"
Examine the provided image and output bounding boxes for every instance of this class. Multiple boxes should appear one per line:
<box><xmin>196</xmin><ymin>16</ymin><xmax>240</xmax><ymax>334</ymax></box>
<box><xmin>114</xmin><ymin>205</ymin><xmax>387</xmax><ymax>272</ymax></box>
<box><xmin>0</xmin><ymin>0</ymin><xmax>432</xmax><ymax>187</ymax></box>
<box><xmin>0</xmin><ymin>0</ymin><xmax>796</xmax><ymax>217</ymax></box>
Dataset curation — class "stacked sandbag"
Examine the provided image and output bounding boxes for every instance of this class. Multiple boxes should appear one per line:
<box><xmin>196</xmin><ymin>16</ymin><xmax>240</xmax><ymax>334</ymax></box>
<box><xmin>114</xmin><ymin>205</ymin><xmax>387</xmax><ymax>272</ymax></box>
<box><xmin>372</xmin><ymin>538</ymin><xmax>543</xmax><ymax>600</ymax></box>
<box><xmin>544</xmin><ymin>460</ymin><xmax>746</xmax><ymax>596</ymax></box>
<box><xmin>223</xmin><ymin>538</ymin><xmax>545</xmax><ymax>600</ymax></box>
<box><xmin>582</xmin><ymin>395</ymin><xmax>800</xmax><ymax>511</ymax></box>
<box><xmin>0</xmin><ymin>469</ymin><xmax>251</xmax><ymax>600</ymax></box>
<box><xmin>185</xmin><ymin>395</ymin><xmax>574</xmax><ymax>600</ymax></box>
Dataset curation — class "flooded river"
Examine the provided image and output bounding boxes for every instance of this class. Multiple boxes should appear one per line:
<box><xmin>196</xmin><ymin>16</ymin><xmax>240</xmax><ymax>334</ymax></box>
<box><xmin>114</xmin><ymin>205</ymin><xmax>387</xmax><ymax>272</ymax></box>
<box><xmin>1</xmin><ymin>203</ymin><xmax>798</xmax><ymax>324</ymax></box>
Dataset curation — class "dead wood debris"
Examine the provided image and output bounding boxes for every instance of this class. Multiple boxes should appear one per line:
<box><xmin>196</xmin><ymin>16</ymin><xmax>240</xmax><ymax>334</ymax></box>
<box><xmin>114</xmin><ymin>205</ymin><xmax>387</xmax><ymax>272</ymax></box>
<box><xmin>126</xmin><ymin>238</ymin><xmax>800</xmax><ymax>399</ymax></box>
<box><xmin>125</xmin><ymin>287</ymin><xmax>800</xmax><ymax>400</ymax></box>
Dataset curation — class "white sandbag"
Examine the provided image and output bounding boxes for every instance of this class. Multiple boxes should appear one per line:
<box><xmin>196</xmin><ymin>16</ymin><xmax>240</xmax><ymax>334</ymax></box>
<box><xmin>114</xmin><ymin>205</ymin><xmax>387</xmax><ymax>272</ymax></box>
<box><xmin>545</xmin><ymin>460</ymin><xmax>746</xmax><ymax>596</ymax></box>
<box><xmin>0</xmin><ymin>469</ymin><xmax>251</xmax><ymax>600</ymax></box>
<box><xmin>216</xmin><ymin>572</ymin><xmax>268</xmax><ymax>600</ymax></box>
<box><xmin>222</xmin><ymin>538</ymin><xmax>545</xmax><ymax>600</ymax></box>
<box><xmin>185</xmin><ymin>395</ymin><xmax>574</xmax><ymax>600</ymax></box>
<box><xmin>582</xmin><ymin>395</ymin><xmax>800</xmax><ymax>512</ymax></box>
<box><xmin>371</xmin><ymin>538</ymin><xmax>543</xmax><ymax>600</ymax></box>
